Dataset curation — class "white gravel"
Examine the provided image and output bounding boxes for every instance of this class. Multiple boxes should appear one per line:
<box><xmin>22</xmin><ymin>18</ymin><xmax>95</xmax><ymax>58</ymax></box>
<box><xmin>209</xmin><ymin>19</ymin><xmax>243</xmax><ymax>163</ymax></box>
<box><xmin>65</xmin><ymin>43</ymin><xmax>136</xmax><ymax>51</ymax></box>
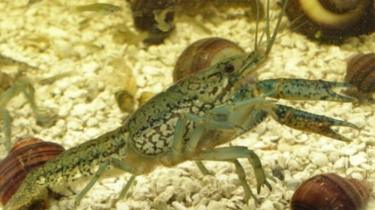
<box><xmin>0</xmin><ymin>0</ymin><xmax>374</xmax><ymax>210</ymax></box>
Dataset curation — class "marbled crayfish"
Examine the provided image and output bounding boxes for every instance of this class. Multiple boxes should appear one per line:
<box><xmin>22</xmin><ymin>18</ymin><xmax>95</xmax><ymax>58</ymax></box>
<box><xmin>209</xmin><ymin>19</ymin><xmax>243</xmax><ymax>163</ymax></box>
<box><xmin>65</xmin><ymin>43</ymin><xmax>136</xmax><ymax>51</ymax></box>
<box><xmin>4</xmin><ymin>0</ymin><xmax>359</xmax><ymax>209</ymax></box>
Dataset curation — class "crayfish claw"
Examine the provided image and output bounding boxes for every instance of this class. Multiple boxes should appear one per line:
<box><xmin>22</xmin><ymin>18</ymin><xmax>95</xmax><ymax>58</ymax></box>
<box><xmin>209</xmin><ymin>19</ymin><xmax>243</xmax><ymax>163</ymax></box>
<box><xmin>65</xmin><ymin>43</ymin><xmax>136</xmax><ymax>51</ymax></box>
<box><xmin>271</xmin><ymin>104</ymin><xmax>359</xmax><ymax>142</ymax></box>
<box><xmin>256</xmin><ymin>79</ymin><xmax>357</xmax><ymax>102</ymax></box>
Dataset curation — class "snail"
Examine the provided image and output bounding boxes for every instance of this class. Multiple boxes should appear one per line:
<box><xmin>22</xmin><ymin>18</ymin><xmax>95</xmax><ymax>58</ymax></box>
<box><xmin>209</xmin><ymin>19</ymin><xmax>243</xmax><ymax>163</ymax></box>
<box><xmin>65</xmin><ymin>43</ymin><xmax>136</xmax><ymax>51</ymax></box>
<box><xmin>0</xmin><ymin>72</ymin><xmax>13</xmax><ymax>91</ymax></box>
<box><xmin>116</xmin><ymin>91</ymin><xmax>156</xmax><ymax>113</ymax></box>
<box><xmin>127</xmin><ymin>0</ymin><xmax>264</xmax><ymax>45</ymax></box>
<box><xmin>115</xmin><ymin>89</ymin><xmax>136</xmax><ymax>113</ymax></box>
<box><xmin>173</xmin><ymin>37</ymin><xmax>245</xmax><ymax>82</ymax></box>
<box><xmin>345</xmin><ymin>53</ymin><xmax>375</xmax><ymax>100</ymax></box>
<box><xmin>108</xmin><ymin>58</ymin><xmax>138</xmax><ymax>114</ymax></box>
<box><xmin>291</xmin><ymin>173</ymin><xmax>371</xmax><ymax>210</ymax></box>
<box><xmin>174</xmin><ymin>0</ymin><xmax>264</xmax><ymax>19</ymax></box>
<box><xmin>138</xmin><ymin>91</ymin><xmax>156</xmax><ymax>106</ymax></box>
<box><xmin>0</xmin><ymin>137</ymin><xmax>65</xmax><ymax>206</ymax></box>
<box><xmin>283</xmin><ymin>0</ymin><xmax>375</xmax><ymax>42</ymax></box>
<box><xmin>128</xmin><ymin>0</ymin><xmax>176</xmax><ymax>45</ymax></box>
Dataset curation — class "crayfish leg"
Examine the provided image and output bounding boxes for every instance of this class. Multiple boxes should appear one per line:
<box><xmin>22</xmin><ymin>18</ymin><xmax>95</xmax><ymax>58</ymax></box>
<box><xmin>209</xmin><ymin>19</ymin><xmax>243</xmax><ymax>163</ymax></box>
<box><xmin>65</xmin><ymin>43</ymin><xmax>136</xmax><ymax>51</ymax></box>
<box><xmin>111</xmin><ymin>159</ymin><xmax>137</xmax><ymax>199</ymax></box>
<box><xmin>195</xmin><ymin>161</ymin><xmax>213</xmax><ymax>176</ymax></box>
<box><xmin>74</xmin><ymin>163</ymin><xmax>108</xmax><ymax>207</ymax></box>
<box><xmin>75</xmin><ymin>159</ymin><xmax>137</xmax><ymax>207</ymax></box>
<box><xmin>192</xmin><ymin>146</ymin><xmax>271</xmax><ymax>198</ymax></box>
<box><xmin>232</xmin><ymin>159</ymin><xmax>257</xmax><ymax>202</ymax></box>
<box><xmin>118</xmin><ymin>175</ymin><xmax>136</xmax><ymax>199</ymax></box>
<box><xmin>1</xmin><ymin>108</ymin><xmax>12</xmax><ymax>151</ymax></box>
<box><xmin>271</xmin><ymin>104</ymin><xmax>359</xmax><ymax>142</ymax></box>
<box><xmin>256</xmin><ymin>79</ymin><xmax>356</xmax><ymax>102</ymax></box>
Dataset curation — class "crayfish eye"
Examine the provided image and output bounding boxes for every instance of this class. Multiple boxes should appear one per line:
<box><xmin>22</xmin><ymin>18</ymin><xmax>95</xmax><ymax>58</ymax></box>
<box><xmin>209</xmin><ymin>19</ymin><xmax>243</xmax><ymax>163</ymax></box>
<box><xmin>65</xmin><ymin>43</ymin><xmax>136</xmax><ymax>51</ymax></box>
<box><xmin>224</xmin><ymin>63</ymin><xmax>235</xmax><ymax>73</ymax></box>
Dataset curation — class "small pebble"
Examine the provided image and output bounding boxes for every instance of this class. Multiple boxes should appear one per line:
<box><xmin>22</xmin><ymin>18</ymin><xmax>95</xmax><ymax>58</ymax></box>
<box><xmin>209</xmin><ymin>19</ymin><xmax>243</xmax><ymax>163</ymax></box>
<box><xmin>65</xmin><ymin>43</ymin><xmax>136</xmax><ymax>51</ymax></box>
<box><xmin>341</xmin><ymin>146</ymin><xmax>358</xmax><ymax>156</ymax></box>
<box><xmin>66</xmin><ymin>119</ymin><xmax>83</xmax><ymax>131</ymax></box>
<box><xmin>171</xmin><ymin>201</ymin><xmax>187</xmax><ymax>210</ymax></box>
<box><xmin>116</xmin><ymin>201</ymin><xmax>130</xmax><ymax>210</ymax></box>
<box><xmin>259</xmin><ymin>200</ymin><xmax>275</xmax><ymax>210</ymax></box>
<box><xmin>71</xmin><ymin>103</ymin><xmax>88</xmax><ymax>116</ymax></box>
<box><xmin>349</xmin><ymin>152</ymin><xmax>367</xmax><ymax>166</ymax></box>
<box><xmin>350</xmin><ymin>172</ymin><xmax>364</xmax><ymax>180</ymax></box>
<box><xmin>309</xmin><ymin>152</ymin><xmax>329</xmax><ymax>167</ymax></box>
<box><xmin>333</xmin><ymin>157</ymin><xmax>349</xmax><ymax>169</ymax></box>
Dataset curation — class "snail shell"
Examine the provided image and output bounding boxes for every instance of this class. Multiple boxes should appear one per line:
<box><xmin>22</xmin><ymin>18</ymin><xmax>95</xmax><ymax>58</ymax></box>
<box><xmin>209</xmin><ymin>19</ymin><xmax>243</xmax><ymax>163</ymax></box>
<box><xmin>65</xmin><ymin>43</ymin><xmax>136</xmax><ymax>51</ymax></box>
<box><xmin>0</xmin><ymin>137</ymin><xmax>65</xmax><ymax>205</ymax></box>
<box><xmin>0</xmin><ymin>72</ymin><xmax>13</xmax><ymax>91</ymax></box>
<box><xmin>115</xmin><ymin>89</ymin><xmax>136</xmax><ymax>113</ymax></box>
<box><xmin>128</xmin><ymin>0</ymin><xmax>264</xmax><ymax>45</ymax></box>
<box><xmin>345</xmin><ymin>53</ymin><xmax>375</xmax><ymax>94</ymax></box>
<box><xmin>284</xmin><ymin>0</ymin><xmax>375</xmax><ymax>42</ymax></box>
<box><xmin>175</xmin><ymin>0</ymin><xmax>265</xmax><ymax>20</ymax></box>
<box><xmin>129</xmin><ymin>0</ymin><xmax>175</xmax><ymax>44</ymax></box>
<box><xmin>173</xmin><ymin>37</ymin><xmax>245</xmax><ymax>82</ymax></box>
<box><xmin>291</xmin><ymin>173</ymin><xmax>371</xmax><ymax>210</ymax></box>
<box><xmin>138</xmin><ymin>91</ymin><xmax>155</xmax><ymax>106</ymax></box>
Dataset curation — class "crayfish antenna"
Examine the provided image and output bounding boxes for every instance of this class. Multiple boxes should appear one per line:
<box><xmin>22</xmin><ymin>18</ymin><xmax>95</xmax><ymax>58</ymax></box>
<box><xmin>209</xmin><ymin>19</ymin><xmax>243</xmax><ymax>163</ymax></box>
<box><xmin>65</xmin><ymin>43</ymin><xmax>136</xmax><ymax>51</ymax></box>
<box><xmin>240</xmin><ymin>0</ymin><xmax>288</xmax><ymax>76</ymax></box>
<box><xmin>254</xmin><ymin>0</ymin><xmax>260</xmax><ymax>52</ymax></box>
<box><xmin>264</xmin><ymin>0</ymin><xmax>288</xmax><ymax>55</ymax></box>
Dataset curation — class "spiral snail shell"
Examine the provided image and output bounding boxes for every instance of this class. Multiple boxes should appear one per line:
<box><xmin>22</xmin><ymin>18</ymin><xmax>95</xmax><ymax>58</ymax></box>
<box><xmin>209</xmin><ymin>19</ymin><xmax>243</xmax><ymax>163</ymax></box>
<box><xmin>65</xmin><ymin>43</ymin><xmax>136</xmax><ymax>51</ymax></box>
<box><xmin>291</xmin><ymin>173</ymin><xmax>371</xmax><ymax>210</ymax></box>
<box><xmin>173</xmin><ymin>37</ymin><xmax>245</xmax><ymax>82</ymax></box>
<box><xmin>0</xmin><ymin>137</ymin><xmax>65</xmax><ymax>205</ymax></box>
<box><xmin>345</xmin><ymin>53</ymin><xmax>375</xmax><ymax>95</ymax></box>
<box><xmin>284</xmin><ymin>0</ymin><xmax>375</xmax><ymax>42</ymax></box>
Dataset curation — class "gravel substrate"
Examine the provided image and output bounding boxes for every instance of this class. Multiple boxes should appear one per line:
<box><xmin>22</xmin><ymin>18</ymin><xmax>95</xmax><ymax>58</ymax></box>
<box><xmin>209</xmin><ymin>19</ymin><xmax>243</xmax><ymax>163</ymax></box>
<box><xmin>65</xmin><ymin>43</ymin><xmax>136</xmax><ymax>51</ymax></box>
<box><xmin>0</xmin><ymin>0</ymin><xmax>374</xmax><ymax>210</ymax></box>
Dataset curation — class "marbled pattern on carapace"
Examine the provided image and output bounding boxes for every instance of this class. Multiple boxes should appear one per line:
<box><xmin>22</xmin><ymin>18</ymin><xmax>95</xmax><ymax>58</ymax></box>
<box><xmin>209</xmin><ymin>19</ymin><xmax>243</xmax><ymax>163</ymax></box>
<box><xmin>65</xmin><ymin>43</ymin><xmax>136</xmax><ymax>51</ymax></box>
<box><xmin>127</xmin><ymin>55</ymin><xmax>249</xmax><ymax>156</ymax></box>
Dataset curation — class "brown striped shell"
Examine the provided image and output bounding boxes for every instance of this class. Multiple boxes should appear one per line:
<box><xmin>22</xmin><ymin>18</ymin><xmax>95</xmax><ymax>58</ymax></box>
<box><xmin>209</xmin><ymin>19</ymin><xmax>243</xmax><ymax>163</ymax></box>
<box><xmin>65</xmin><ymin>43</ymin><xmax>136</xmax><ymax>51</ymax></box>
<box><xmin>345</xmin><ymin>53</ymin><xmax>375</xmax><ymax>93</ymax></box>
<box><xmin>173</xmin><ymin>37</ymin><xmax>245</xmax><ymax>82</ymax></box>
<box><xmin>291</xmin><ymin>173</ymin><xmax>371</xmax><ymax>210</ymax></box>
<box><xmin>284</xmin><ymin>0</ymin><xmax>375</xmax><ymax>42</ymax></box>
<box><xmin>0</xmin><ymin>137</ymin><xmax>65</xmax><ymax>205</ymax></box>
